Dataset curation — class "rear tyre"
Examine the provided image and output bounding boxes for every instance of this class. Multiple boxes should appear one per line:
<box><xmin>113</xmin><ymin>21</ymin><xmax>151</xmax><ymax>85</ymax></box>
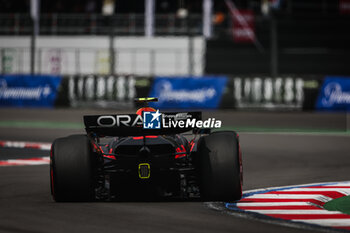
<box><xmin>197</xmin><ymin>131</ymin><xmax>242</xmax><ymax>201</ymax></box>
<box><xmin>50</xmin><ymin>135</ymin><xmax>96</xmax><ymax>202</ymax></box>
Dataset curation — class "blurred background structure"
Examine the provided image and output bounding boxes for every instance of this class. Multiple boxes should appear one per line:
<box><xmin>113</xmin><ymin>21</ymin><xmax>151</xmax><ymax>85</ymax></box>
<box><xmin>0</xmin><ymin>0</ymin><xmax>349</xmax><ymax>111</ymax></box>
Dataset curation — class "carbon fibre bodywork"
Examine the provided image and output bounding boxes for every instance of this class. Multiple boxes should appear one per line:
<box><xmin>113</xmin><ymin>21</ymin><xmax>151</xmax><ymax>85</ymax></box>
<box><xmin>94</xmin><ymin>134</ymin><xmax>200</xmax><ymax>200</ymax></box>
<box><xmin>50</xmin><ymin>103</ymin><xmax>242</xmax><ymax>202</ymax></box>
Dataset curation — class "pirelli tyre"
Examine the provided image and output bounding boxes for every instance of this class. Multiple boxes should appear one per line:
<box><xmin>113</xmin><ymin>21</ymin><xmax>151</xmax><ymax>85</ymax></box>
<box><xmin>50</xmin><ymin>135</ymin><xmax>96</xmax><ymax>202</ymax></box>
<box><xmin>197</xmin><ymin>131</ymin><xmax>242</xmax><ymax>201</ymax></box>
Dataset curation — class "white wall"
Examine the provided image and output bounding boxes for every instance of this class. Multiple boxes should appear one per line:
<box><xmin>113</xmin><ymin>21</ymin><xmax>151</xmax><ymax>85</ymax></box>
<box><xmin>0</xmin><ymin>36</ymin><xmax>205</xmax><ymax>76</ymax></box>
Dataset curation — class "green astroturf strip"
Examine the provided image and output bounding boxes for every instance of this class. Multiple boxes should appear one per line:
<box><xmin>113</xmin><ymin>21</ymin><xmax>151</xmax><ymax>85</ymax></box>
<box><xmin>324</xmin><ymin>196</ymin><xmax>350</xmax><ymax>215</ymax></box>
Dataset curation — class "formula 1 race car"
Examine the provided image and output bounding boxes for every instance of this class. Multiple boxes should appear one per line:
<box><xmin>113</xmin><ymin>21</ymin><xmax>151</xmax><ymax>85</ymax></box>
<box><xmin>50</xmin><ymin>98</ymin><xmax>243</xmax><ymax>202</ymax></box>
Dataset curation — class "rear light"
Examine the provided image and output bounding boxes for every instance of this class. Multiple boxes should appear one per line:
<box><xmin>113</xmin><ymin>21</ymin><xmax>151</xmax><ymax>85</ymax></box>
<box><xmin>175</xmin><ymin>154</ymin><xmax>186</xmax><ymax>159</ymax></box>
<box><xmin>189</xmin><ymin>141</ymin><xmax>195</xmax><ymax>152</ymax></box>
<box><xmin>103</xmin><ymin>148</ymin><xmax>116</xmax><ymax>160</ymax></box>
<box><xmin>133</xmin><ymin>135</ymin><xmax>159</xmax><ymax>140</ymax></box>
<box><xmin>175</xmin><ymin>145</ymin><xmax>187</xmax><ymax>159</ymax></box>
<box><xmin>103</xmin><ymin>154</ymin><xmax>116</xmax><ymax>160</ymax></box>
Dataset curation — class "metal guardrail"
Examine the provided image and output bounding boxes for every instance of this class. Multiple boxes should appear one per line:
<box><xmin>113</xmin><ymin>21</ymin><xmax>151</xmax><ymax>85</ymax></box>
<box><xmin>0</xmin><ymin>13</ymin><xmax>203</xmax><ymax>36</ymax></box>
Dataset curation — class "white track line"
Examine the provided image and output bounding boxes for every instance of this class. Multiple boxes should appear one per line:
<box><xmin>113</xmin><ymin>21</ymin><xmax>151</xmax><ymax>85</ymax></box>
<box><xmin>0</xmin><ymin>157</ymin><xmax>50</xmax><ymax>166</ymax></box>
<box><xmin>0</xmin><ymin>140</ymin><xmax>51</xmax><ymax>150</ymax></box>
<box><xmin>0</xmin><ymin>140</ymin><xmax>51</xmax><ymax>166</ymax></box>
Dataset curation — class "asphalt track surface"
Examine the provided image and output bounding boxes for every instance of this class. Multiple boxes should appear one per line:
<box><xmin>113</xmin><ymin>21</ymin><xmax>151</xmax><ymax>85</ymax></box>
<box><xmin>0</xmin><ymin>108</ymin><xmax>349</xmax><ymax>233</ymax></box>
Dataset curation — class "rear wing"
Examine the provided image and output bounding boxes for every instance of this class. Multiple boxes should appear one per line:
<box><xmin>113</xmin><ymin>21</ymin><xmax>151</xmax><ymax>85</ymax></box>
<box><xmin>84</xmin><ymin>111</ymin><xmax>202</xmax><ymax>137</ymax></box>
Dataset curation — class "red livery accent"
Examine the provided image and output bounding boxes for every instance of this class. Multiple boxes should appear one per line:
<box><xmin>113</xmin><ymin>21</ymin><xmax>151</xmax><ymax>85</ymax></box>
<box><xmin>133</xmin><ymin>136</ymin><xmax>159</xmax><ymax>140</ymax></box>
<box><xmin>136</xmin><ymin>107</ymin><xmax>156</xmax><ymax>116</ymax></box>
<box><xmin>103</xmin><ymin>154</ymin><xmax>116</xmax><ymax>160</ymax></box>
<box><xmin>145</xmin><ymin>135</ymin><xmax>158</xmax><ymax>138</ymax></box>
